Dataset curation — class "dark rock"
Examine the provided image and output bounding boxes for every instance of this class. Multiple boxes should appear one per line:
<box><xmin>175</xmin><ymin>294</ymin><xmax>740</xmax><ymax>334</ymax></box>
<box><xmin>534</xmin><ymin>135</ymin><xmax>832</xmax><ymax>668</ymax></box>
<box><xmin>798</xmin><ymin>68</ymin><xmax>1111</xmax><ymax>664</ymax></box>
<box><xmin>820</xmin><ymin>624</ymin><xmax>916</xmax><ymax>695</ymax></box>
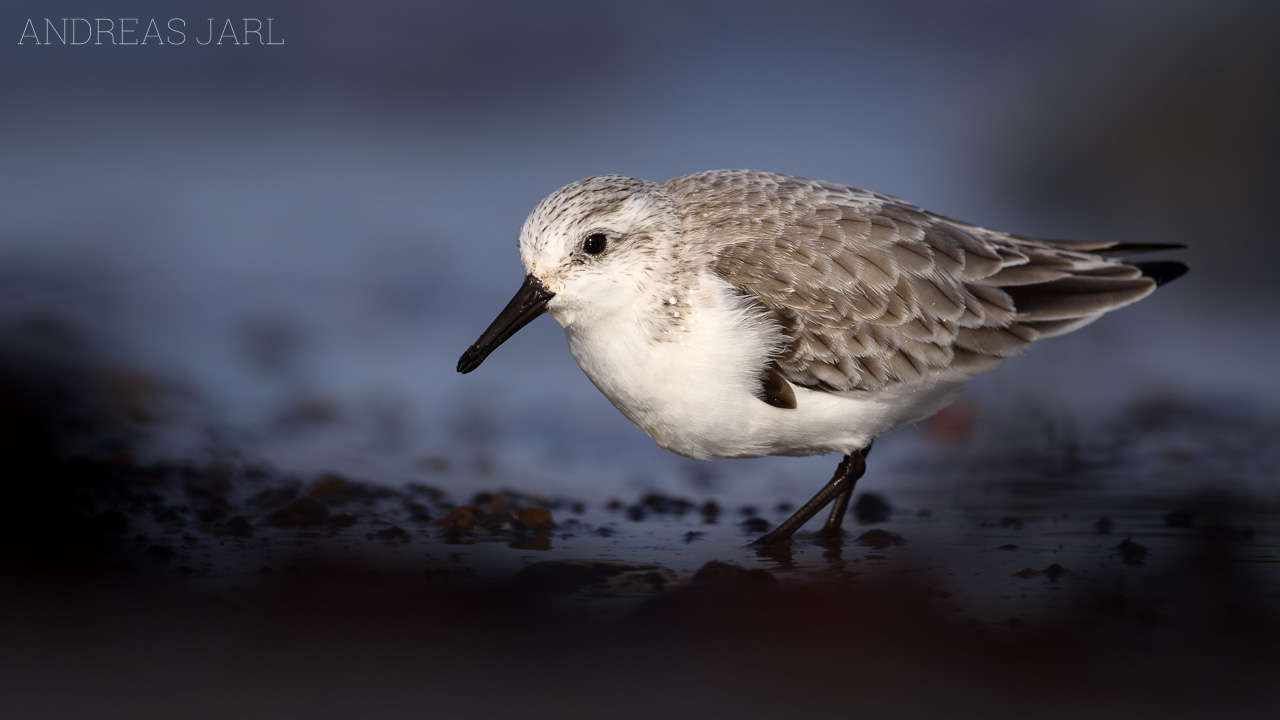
<box><xmin>1115</xmin><ymin>537</ymin><xmax>1149</xmax><ymax>565</ymax></box>
<box><xmin>516</xmin><ymin>507</ymin><xmax>555</xmax><ymax>530</ymax></box>
<box><xmin>440</xmin><ymin>508</ymin><xmax>478</xmax><ymax>537</ymax></box>
<box><xmin>329</xmin><ymin>513</ymin><xmax>357</xmax><ymax>528</ymax></box>
<box><xmin>637</xmin><ymin>493</ymin><xmax>694</xmax><ymax>516</ymax></box>
<box><xmin>641</xmin><ymin>571</ymin><xmax>668</xmax><ymax>590</ymax></box>
<box><xmin>404</xmin><ymin>502</ymin><xmax>432</xmax><ymax>523</ymax></box>
<box><xmin>369</xmin><ymin>525</ymin><xmax>412</xmax><ymax>544</ymax></box>
<box><xmin>855</xmin><ymin>529</ymin><xmax>905</xmax><ymax>549</ymax></box>
<box><xmin>854</xmin><ymin>492</ymin><xmax>892</xmax><ymax>524</ymax></box>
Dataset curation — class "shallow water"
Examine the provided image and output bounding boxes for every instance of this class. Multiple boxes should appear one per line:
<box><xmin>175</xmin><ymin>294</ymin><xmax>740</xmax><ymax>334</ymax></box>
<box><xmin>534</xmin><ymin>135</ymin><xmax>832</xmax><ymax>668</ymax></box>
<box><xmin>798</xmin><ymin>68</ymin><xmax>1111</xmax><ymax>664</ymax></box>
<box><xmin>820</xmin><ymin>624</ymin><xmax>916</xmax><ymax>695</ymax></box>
<box><xmin>4</xmin><ymin>352</ymin><xmax>1278</xmax><ymax>718</ymax></box>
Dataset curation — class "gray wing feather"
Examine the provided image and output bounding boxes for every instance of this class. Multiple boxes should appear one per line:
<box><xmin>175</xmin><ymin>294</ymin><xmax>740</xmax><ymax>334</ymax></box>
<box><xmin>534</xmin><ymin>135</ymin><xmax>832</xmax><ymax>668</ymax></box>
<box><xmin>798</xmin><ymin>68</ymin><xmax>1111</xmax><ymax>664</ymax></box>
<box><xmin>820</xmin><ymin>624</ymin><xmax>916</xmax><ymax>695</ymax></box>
<box><xmin>668</xmin><ymin>170</ymin><xmax>1164</xmax><ymax>393</ymax></box>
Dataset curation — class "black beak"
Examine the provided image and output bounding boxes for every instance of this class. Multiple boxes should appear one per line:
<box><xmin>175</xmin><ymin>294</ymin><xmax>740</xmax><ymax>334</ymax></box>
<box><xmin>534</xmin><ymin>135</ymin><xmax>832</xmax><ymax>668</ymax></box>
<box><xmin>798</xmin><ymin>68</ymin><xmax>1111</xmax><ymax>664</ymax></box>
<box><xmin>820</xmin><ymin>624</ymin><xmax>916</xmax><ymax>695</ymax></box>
<box><xmin>457</xmin><ymin>274</ymin><xmax>555</xmax><ymax>374</ymax></box>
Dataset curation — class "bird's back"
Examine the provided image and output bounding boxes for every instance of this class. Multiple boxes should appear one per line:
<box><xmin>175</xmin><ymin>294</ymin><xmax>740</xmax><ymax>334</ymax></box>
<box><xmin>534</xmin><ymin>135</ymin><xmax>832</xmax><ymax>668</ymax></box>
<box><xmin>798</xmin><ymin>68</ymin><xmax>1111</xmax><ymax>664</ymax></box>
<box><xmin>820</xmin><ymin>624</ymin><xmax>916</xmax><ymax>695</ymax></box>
<box><xmin>664</xmin><ymin>170</ymin><xmax>1186</xmax><ymax>396</ymax></box>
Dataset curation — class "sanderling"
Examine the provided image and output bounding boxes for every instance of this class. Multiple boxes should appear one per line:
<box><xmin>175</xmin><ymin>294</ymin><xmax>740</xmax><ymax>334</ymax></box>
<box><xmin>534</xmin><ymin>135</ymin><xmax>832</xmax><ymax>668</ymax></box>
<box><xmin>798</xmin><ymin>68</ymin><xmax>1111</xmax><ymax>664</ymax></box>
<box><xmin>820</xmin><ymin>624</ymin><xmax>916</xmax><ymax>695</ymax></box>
<box><xmin>457</xmin><ymin>170</ymin><xmax>1187</xmax><ymax>544</ymax></box>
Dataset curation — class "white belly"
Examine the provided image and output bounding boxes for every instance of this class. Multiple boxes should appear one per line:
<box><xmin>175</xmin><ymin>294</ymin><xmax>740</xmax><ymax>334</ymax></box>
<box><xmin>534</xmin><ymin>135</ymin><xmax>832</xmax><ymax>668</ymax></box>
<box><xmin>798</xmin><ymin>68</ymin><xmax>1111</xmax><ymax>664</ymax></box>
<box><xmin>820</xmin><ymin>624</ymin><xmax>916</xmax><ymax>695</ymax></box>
<box><xmin>559</xmin><ymin>277</ymin><xmax>963</xmax><ymax>459</ymax></box>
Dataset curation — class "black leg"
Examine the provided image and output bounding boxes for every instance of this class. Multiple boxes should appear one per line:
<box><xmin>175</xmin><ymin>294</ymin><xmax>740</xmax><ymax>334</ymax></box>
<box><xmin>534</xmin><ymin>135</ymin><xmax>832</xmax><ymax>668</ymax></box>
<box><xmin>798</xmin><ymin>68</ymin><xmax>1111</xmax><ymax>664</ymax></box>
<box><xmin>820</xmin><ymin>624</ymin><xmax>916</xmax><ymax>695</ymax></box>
<box><xmin>752</xmin><ymin>446</ymin><xmax>870</xmax><ymax>546</ymax></box>
<box><xmin>820</xmin><ymin>486</ymin><xmax>853</xmax><ymax>536</ymax></box>
<box><xmin>819</xmin><ymin>441</ymin><xmax>873</xmax><ymax>536</ymax></box>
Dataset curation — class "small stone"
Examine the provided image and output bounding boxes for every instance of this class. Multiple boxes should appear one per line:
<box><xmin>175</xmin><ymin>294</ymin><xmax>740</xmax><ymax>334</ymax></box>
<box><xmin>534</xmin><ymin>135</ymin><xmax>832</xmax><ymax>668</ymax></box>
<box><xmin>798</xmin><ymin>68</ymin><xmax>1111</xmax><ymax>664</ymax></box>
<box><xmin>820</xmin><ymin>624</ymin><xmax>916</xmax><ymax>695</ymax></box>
<box><xmin>854</xmin><ymin>492</ymin><xmax>892</xmax><ymax>524</ymax></box>
<box><xmin>1043</xmin><ymin>563</ymin><xmax>1068</xmax><ymax>582</ymax></box>
<box><xmin>485</xmin><ymin>492</ymin><xmax>515</xmax><ymax>514</ymax></box>
<box><xmin>639</xmin><ymin>493</ymin><xmax>694</xmax><ymax>515</ymax></box>
<box><xmin>441</xmin><ymin>508</ymin><xmax>478</xmax><ymax>534</ymax></box>
<box><xmin>517</xmin><ymin>507</ymin><xmax>555</xmax><ymax>529</ymax></box>
<box><xmin>1115</xmin><ymin>537</ymin><xmax>1149</xmax><ymax>565</ymax></box>
<box><xmin>370</xmin><ymin>525</ymin><xmax>412</xmax><ymax>544</ymax></box>
<box><xmin>404</xmin><ymin>502</ymin><xmax>433</xmax><ymax>523</ymax></box>
<box><xmin>641</xmin><ymin>571</ymin><xmax>668</xmax><ymax>590</ymax></box>
<box><xmin>308</xmin><ymin>474</ymin><xmax>349</xmax><ymax>501</ymax></box>
<box><xmin>855</xmin><ymin>529</ymin><xmax>905</xmax><ymax>549</ymax></box>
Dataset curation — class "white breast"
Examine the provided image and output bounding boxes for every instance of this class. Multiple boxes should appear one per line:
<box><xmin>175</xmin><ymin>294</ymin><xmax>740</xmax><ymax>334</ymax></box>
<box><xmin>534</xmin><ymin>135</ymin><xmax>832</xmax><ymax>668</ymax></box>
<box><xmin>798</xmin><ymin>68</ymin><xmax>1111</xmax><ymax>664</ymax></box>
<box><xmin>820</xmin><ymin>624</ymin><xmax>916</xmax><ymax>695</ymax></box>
<box><xmin>559</xmin><ymin>275</ymin><xmax>963</xmax><ymax>459</ymax></box>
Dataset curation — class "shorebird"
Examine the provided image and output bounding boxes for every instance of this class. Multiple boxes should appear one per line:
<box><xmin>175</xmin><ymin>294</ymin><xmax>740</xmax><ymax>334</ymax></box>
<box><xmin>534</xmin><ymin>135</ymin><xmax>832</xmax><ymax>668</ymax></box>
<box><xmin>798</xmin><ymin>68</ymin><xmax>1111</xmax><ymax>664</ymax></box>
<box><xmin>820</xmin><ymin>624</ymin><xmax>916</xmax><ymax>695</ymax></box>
<box><xmin>457</xmin><ymin>171</ymin><xmax>1186</xmax><ymax>544</ymax></box>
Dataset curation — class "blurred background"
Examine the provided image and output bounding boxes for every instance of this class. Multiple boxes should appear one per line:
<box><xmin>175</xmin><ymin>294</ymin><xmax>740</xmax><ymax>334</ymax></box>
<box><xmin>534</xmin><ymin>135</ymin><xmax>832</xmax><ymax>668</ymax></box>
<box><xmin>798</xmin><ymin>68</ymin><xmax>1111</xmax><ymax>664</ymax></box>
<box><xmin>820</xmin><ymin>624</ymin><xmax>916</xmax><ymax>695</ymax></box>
<box><xmin>2</xmin><ymin>0</ymin><xmax>1277</xmax><ymax>506</ymax></box>
<box><xmin>4</xmin><ymin>2</ymin><xmax>1280</xmax><ymax>718</ymax></box>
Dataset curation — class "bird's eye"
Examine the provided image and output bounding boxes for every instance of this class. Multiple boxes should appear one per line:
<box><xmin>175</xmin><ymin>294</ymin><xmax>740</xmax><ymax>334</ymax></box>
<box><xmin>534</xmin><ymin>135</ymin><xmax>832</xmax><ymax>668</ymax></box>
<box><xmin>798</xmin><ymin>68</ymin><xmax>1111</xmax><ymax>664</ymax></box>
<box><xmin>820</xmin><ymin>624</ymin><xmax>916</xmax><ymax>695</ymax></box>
<box><xmin>583</xmin><ymin>233</ymin><xmax>608</xmax><ymax>255</ymax></box>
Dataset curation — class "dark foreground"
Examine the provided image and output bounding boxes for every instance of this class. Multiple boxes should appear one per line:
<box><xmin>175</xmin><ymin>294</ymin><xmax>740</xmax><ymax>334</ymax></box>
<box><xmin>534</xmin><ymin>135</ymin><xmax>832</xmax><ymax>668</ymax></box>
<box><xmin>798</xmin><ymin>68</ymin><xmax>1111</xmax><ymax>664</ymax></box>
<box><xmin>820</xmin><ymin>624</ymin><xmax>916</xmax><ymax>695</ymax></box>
<box><xmin>5</xmin><ymin>457</ymin><xmax>1278</xmax><ymax>720</ymax></box>
<box><xmin>2</xmin><ymin>362</ymin><xmax>1278</xmax><ymax>720</ymax></box>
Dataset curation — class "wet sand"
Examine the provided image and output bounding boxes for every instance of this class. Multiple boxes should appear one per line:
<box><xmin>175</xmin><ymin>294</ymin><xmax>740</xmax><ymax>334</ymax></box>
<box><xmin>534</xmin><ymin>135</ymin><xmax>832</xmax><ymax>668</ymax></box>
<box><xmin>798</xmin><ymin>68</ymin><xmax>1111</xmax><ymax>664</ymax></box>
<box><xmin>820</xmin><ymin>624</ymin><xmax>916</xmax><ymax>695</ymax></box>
<box><xmin>4</xmin><ymin>433</ymin><xmax>1277</xmax><ymax>719</ymax></box>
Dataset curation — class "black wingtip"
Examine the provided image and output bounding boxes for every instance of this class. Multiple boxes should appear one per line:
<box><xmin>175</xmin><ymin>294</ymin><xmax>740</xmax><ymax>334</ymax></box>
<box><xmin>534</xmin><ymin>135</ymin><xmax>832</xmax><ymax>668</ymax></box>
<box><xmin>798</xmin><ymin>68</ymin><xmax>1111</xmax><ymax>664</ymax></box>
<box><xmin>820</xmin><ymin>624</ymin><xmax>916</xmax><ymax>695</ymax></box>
<box><xmin>1100</xmin><ymin>242</ymin><xmax>1188</xmax><ymax>257</ymax></box>
<box><xmin>1135</xmin><ymin>261</ymin><xmax>1189</xmax><ymax>287</ymax></box>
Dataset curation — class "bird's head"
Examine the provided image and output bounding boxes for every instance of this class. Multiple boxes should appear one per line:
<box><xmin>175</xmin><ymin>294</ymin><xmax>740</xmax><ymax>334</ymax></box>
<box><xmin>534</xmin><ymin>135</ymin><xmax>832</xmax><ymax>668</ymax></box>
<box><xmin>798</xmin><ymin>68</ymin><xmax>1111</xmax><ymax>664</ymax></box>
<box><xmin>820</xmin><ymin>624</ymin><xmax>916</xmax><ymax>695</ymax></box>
<box><xmin>457</xmin><ymin>175</ymin><xmax>681</xmax><ymax>373</ymax></box>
